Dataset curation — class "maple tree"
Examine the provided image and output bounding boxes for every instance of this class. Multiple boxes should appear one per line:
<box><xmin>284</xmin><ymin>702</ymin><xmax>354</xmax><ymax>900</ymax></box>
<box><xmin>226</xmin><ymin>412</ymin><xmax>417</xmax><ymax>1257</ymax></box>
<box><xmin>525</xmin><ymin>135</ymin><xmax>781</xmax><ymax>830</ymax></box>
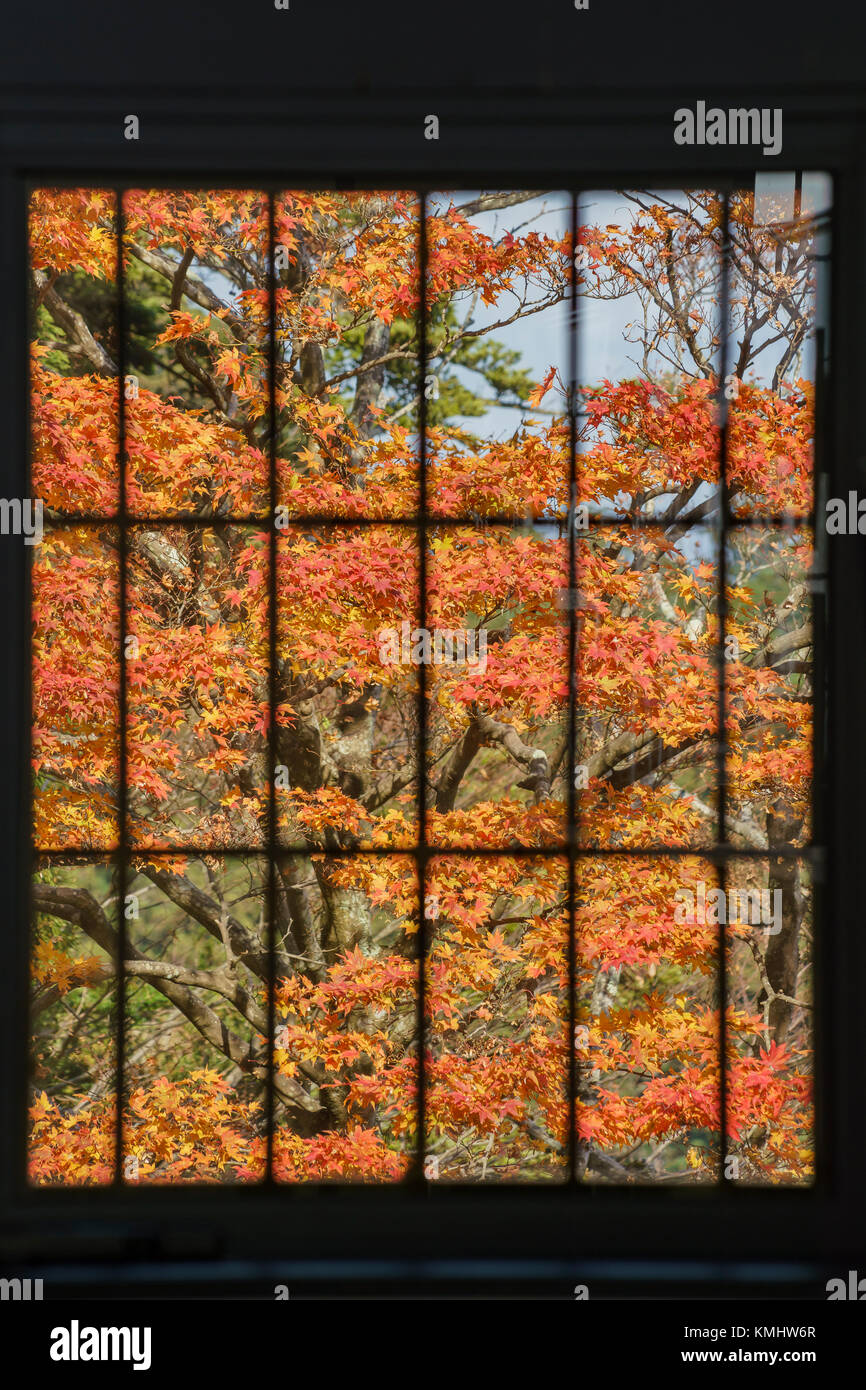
<box><xmin>28</xmin><ymin>186</ymin><xmax>820</xmax><ymax>1185</ymax></box>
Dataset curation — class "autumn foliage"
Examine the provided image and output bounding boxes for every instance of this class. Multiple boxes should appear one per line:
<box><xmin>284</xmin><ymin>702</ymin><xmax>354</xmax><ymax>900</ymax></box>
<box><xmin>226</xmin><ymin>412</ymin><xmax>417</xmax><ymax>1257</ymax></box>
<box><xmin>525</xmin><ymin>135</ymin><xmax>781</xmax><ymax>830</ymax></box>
<box><xmin>28</xmin><ymin>185</ymin><xmax>821</xmax><ymax>1185</ymax></box>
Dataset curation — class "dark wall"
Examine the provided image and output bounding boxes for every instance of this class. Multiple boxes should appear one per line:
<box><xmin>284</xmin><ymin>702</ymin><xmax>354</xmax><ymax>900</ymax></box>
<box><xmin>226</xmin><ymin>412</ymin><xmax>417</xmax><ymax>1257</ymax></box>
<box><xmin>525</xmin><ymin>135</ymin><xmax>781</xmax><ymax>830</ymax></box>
<box><xmin>1</xmin><ymin>0</ymin><xmax>865</xmax><ymax>96</ymax></box>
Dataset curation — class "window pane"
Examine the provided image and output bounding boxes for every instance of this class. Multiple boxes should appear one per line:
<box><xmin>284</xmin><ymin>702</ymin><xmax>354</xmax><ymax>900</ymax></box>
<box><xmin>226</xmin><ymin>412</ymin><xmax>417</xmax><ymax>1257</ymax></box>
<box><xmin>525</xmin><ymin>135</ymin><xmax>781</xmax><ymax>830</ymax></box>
<box><xmin>122</xmin><ymin>855</ymin><xmax>269</xmax><ymax>1184</ymax></box>
<box><xmin>426</xmin><ymin>190</ymin><xmax>570</xmax><ymax>521</ymax></box>
<box><xmin>29</xmin><ymin>188</ymin><xmax>119</xmax><ymax>517</ymax></box>
<box><xmin>127</xmin><ymin>524</ymin><xmax>269</xmax><ymax>848</ymax></box>
<box><xmin>728</xmin><ymin>175</ymin><xmax>831</xmax><ymax>518</ymax></box>
<box><xmin>123</xmin><ymin>189</ymin><xmax>270</xmax><ymax>517</ymax></box>
<box><xmin>576</xmin><ymin>855</ymin><xmax>721</xmax><ymax>1184</ymax></box>
<box><xmin>426</xmin><ymin>523</ymin><xmax>569</xmax><ymax>848</ymax></box>
<box><xmin>426</xmin><ymin>853</ymin><xmax>568</xmax><ymax>1182</ymax></box>
<box><xmin>276</xmin><ymin>525</ymin><xmax>420</xmax><ymax>850</ymax></box>
<box><xmin>576</xmin><ymin>524</ymin><xmax>720</xmax><ymax>849</ymax></box>
<box><xmin>726</xmin><ymin>856</ymin><xmax>814</xmax><ymax>1186</ymax></box>
<box><xmin>725</xmin><ymin>526</ymin><xmax>813</xmax><ymax>845</ymax></box>
<box><xmin>577</xmin><ymin>189</ymin><xmax>722</xmax><ymax>523</ymax></box>
<box><xmin>30</xmin><ymin>859</ymin><xmax>118</xmax><ymax>1186</ymax></box>
<box><xmin>275</xmin><ymin>191</ymin><xmax>420</xmax><ymax>519</ymax></box>
<box><xmin>273</xmin><ymin>854</ymin><xmax>418</xmax><ymax>1183</ymax></box>
<box><xmin>33</xmin><ymin>525</ymin><xmax>120</xmax><ymax>850</ymax></box>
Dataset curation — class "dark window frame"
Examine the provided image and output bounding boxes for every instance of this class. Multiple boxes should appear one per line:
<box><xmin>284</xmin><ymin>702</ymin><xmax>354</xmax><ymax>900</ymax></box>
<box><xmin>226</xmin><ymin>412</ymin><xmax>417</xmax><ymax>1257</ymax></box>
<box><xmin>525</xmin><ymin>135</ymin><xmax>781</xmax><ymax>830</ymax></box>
<box><xmin>1</xmin><ymin>97</ymin><xmax>864</xmax><ymax>1290</ymax></box>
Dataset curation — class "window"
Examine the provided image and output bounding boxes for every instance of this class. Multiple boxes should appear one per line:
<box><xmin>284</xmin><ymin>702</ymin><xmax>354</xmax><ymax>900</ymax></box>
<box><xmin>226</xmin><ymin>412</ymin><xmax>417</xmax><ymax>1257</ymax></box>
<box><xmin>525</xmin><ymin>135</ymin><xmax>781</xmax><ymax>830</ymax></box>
<box><xmin>26</xmin><ymin>180</ymin><xmax>828</xmax><ymax>1200</ymax></box>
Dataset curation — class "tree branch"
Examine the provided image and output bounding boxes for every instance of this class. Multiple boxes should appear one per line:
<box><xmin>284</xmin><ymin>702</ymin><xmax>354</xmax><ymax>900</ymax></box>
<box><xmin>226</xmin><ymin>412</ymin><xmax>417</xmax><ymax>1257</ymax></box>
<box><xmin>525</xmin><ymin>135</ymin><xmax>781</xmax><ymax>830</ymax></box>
<box><xmin>32</xmin><ymin>270</ymin><xmax>117</xmax><ymax>375</ymax></box>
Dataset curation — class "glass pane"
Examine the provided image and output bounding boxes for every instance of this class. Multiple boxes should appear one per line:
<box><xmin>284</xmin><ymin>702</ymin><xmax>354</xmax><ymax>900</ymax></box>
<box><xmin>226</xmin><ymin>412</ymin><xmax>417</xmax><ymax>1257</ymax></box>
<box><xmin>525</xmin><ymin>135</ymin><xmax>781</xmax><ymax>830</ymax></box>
<box><xmin>426</xmin><ymin>523</ymin><xmax>569</xmax><ymax>848</ymax></box>
<box><xmin>725</xmin><ymin>526</ymin><xmax>813</xmax><ymax>845</ymax></box>
<box><xmin>273</xmin><ymin>854</ymin><xmax>418</xmax><ymax>1182</ymax></box>
<box><xmin>127</xmin><ymin>524</ymin><xmax>269</xmax><ymax>848</ymax></box>
<box><xmin>577</xmin><ymin>189</ymin><xmax>722</xmax><ymax>523</ymax></box>
<box><xmin>123</xmin><ymin>189</ymin><xmax>270</xmax><ymax>517</ymax></box>
<box><xmin>576</xmin><ymin>524</ymin><xmax>719</xmax><ymax>849</ymax></box>
<box><xmin>425</xmin><ymin>854</ymin><xmax>568</xmax><ymax>1182</ymax></box>
<box><xmin>29</xmin><ymin>188</ymin><xmax>119</xmax><ymax>516</ymax></box>
<box><xmin>426</xmin><ymin>191</ymin><xmax>570</xmax><ymax>520</ymax></box>
<box><xmin>728</xmin><ymin>175</ymin><xmax>831</xmax><ymax>518</ymax></box>
<box><xmin>122</xmin><ymin>855</ymin><xmax>268</xmax><ymax>1184</ymax></box>
<box><xmin>275</xmin><ymin>191</ymin><xmax>420</xmax><ymax>519</ymax></box>
<box><xmin>726</xmin><ymin>856</ymin><xmax>814</xmax><ymax>1186</ymax></box>
<box><xmin>576</xmin><ymin>855</ymin><xmax>721</xmax><ymax>1184</ymax></box>
<box><xmin>276</xmin><ymin>525</ymin><xmax>420</xmax><ymax>850</ymax></box>
<box><xmin>30</xmin><ymin>859</ymin><xmax>118</xmax><ymax>1186</ymax></box>
<box><xmin>32</xmin><ymin>525</ymin><xmax>120</xmax><ymax>850</ymax></box>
